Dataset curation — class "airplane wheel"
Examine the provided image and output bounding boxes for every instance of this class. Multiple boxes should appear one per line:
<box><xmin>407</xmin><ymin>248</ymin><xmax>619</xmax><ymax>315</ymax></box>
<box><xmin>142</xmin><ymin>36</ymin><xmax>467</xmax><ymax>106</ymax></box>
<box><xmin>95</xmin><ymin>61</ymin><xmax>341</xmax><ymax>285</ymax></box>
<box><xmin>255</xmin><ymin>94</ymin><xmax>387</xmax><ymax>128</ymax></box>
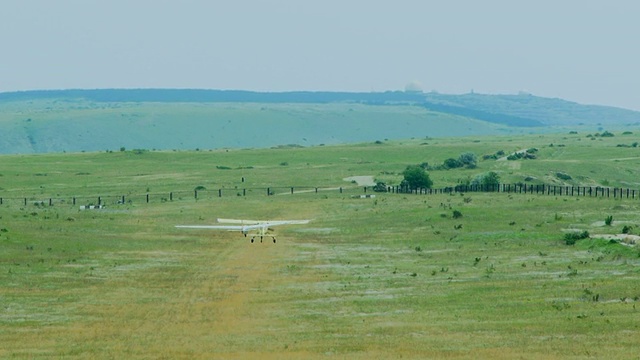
<box><xmin>250</xmin><ymin>238</ymin><xmax>254</xmax><ymax>243</ymax></box>
<box><xmin>273</xmin><ymin>238</ymin><xmax>276</xmax><ymax>243</ymax></box>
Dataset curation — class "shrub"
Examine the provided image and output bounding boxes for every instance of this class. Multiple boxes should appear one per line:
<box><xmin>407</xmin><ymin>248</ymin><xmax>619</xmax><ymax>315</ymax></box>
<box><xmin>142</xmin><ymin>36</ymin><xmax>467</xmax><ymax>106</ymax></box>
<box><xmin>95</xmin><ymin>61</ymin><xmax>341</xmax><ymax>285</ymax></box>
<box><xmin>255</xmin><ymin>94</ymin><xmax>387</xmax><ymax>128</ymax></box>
<box><xmin>471</xmin><ymin>171</ymin><xmax>501</xmax><ymax>190</ymax></box>
<box><xmin>373</xmin><ymin>182</ymin><xmax>388</xmax><ymax>192</ymax></box>
<box><xmin>443</xmin><ymin>158</ymin><xmax>463</xmax><ymax>169</ymax></box>
<box><xmin>458</xmin><ymin>152</ymin><xmax>478</xmax><ymax>168</ymax></box>
<box><xmin>402</xmin><ymin>165</ymin><xmax>433</xmax><ymax>190</ymax></box>
<box><xmin>556</xmin><ymin>172</ymin><xmax>572</xmax><ymax>181</ymax></box>
<box><xmin>605</xmin><ymin>215</ymin><xmax>613</xmax><ymax>226</ymax></box>
<box><xmin>564</xmin><ymin>230</ymin><xmax>590</xmax><ymax>245</ymax></box>
<box><xmin>452</xmin><ymin>210</ymin><xmax>463</xmax><ymax>219</ymax></box>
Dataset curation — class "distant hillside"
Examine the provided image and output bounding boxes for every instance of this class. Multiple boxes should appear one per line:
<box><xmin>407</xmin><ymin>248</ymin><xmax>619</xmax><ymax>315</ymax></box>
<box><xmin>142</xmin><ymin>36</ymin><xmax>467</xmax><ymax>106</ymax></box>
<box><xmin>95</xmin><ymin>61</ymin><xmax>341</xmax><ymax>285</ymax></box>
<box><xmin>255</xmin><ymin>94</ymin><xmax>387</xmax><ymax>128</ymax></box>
<box><xmin>0</xmin><ymin>89</ymin><xmax>639</xmax><ymax>154</ymax></box>
<box><xmin>422</xmin><ymin>92</ymin><xmax>640</xmax><ymax>126</ymax></box>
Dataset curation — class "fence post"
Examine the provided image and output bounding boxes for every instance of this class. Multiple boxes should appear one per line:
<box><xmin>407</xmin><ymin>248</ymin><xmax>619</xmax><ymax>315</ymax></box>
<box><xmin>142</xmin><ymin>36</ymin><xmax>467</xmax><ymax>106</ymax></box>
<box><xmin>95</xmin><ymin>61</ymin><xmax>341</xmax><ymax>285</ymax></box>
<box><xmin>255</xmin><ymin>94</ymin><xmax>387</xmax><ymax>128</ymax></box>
<box><xmin>243</xmin><ymin>189</ymin><xmax>246</xmax><ymax>196</ymax></box>
<box><xmin>98</xmin><ymin>196</ymin><xmax>101</xmax><ymax>206</ymax></box>
<box><xmin>340</xmin><ymin>187</ymin><xmax>343</xmax><ymax>193</ymax></box>
<box><xmin>219</xmin><ymin>189</ymin><xmax>222</xmax><ymax>197</ymax></box>
<box><xmin>267</xmin><ymin>188</ymin><xmax>271</xmax><ymax>196</ymax></box>
<box><xmin>170</xmin><ymin>192</ymin><xmax>173</xmax><ymax>201</ymax></box>
<box><xmin>146</xmin><ymin>194</ymin><xmax>150</xmax><ymax>203</ymax></box>
<box><xmin>49</xmin><ymin>198</ymin><xmax>53</xmax><ymax>206</ymax></box>
<box><xmin>291</xmin><ymin>187</ymin><xmax>294</xmax><ymax>194</ymax></box>
<box><xmin>195</xmin><ymin>190</ymin><xmax>198</xmax><ymax>199</ymax></box>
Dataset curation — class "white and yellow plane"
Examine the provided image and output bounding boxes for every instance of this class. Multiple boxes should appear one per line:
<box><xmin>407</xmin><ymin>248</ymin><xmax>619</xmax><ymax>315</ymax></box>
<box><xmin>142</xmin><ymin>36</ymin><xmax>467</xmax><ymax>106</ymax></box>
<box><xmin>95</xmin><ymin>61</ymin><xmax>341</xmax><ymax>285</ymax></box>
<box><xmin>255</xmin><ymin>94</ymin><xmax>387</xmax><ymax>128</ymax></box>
<box><xmin>175</xmin><ymin>218</ymin><xmax>310</xmax><ymax>243</ymax></box>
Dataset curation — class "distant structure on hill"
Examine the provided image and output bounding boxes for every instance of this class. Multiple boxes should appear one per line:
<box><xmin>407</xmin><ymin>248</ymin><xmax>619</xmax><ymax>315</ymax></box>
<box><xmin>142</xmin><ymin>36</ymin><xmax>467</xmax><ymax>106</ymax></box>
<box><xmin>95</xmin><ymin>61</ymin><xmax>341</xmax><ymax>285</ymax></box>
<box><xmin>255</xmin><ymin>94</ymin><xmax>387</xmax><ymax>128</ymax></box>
<box><xmin>405</xmin><ymin>81</ymin><xmax>424</xmax><ymax>93</ymax></box>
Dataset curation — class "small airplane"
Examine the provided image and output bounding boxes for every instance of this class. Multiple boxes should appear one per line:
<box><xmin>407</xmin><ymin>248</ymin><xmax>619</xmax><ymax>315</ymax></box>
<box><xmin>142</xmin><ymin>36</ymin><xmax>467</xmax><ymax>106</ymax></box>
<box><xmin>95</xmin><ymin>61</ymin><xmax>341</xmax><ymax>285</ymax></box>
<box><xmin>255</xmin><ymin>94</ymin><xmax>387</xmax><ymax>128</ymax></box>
<box><xmin>175</xmin><ymin>218</ymin><xmax>310</xmax><ymax>243</ymax></box>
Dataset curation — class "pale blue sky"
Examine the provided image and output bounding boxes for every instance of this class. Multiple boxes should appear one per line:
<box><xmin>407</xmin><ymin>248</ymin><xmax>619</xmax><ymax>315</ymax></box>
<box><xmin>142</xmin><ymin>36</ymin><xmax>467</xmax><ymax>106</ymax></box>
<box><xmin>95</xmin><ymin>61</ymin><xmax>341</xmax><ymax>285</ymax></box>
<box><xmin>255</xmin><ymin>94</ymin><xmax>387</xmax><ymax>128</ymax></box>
<box><xmin>1</xmin><ymin>0</ymin><xmax>638</xmax><ymax>110</ymax></box>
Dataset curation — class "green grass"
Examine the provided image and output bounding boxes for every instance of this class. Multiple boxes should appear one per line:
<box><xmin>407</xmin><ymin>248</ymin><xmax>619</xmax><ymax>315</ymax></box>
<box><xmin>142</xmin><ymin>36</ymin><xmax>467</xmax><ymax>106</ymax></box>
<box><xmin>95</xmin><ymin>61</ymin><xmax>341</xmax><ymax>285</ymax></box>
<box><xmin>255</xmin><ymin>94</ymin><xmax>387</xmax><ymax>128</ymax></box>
<box><xmin>1</xmin><ymin>134</ymin><xmax>640</xmax><ymax>358</ymax></box>
<box><xmin>0</xmin><ymin>99</ymin><xmax>512</xmax><ymax>153</ymax></box>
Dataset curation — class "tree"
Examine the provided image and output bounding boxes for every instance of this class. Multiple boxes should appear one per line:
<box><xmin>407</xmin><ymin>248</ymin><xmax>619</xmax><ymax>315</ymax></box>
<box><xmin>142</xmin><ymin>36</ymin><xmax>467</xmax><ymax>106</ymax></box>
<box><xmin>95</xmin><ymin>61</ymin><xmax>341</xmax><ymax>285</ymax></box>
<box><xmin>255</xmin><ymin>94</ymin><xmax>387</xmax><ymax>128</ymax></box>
<box><xmin>458</xmin><ymin>152</ymin><xmax>478</xmax><ymax>168</ymax></box>
<box><xmin>482</xmin><ymin>171</ymin><xmax>501</xmax><ymax>189</ymax></box>
<box><xmin>402</xmin><ymin>165</ymin><xmax>433</xmax><ymax>190</ymax></box>
<box><xmin>472</xmin><ymin>171</ymin><xmax>501</xmax><ymax>190</ymax></box>
<box><xmin>443</xmin><ymin>158</ymin><xmax>463</xmax><ymax>169</ymax></box>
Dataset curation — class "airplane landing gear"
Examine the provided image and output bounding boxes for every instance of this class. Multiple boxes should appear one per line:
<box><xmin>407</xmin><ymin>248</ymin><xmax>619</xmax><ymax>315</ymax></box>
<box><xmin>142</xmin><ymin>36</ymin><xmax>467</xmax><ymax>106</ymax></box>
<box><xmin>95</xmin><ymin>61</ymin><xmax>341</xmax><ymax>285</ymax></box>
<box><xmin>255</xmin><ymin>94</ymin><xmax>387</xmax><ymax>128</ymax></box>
<box><xmin>249</xmin><ymin>235</ymin><xmax>277</xmax><ymax>243</ymax></box>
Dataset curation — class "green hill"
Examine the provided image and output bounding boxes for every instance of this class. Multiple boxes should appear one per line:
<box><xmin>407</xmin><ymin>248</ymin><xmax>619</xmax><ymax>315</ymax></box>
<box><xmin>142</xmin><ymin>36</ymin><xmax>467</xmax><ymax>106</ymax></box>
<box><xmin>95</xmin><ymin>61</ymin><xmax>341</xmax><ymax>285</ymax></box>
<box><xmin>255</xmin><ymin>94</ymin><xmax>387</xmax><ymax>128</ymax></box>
<box><xmin>0</xmin><ymin>89</ymin><xmax>639</xmax><ymax>154</ymax></box>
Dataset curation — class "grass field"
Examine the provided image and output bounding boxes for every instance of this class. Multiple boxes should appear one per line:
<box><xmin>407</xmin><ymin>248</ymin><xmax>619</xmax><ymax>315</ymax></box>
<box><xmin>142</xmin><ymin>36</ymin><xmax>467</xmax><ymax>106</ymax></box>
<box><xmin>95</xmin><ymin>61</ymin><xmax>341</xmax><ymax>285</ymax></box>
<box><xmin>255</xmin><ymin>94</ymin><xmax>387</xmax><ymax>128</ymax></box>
<box><xmin>0</xmin><ymin>99</ymin><xmax>517</xmax><ymax>154</ymax></box>
<box><xmin>1</xmin><ymin>133</ymin><xmax>639</xmax><ymax>359</ymax></box>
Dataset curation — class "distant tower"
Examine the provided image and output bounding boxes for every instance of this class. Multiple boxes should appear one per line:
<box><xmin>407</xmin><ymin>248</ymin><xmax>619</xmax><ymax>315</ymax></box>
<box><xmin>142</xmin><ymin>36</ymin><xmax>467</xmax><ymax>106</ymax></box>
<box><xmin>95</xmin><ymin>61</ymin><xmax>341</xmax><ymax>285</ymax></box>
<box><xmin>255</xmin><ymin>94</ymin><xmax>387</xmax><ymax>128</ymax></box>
<box><xmin>404</xmin><ymin>81</ymin><xmax>423</xmax><ymax>93</ymax></box>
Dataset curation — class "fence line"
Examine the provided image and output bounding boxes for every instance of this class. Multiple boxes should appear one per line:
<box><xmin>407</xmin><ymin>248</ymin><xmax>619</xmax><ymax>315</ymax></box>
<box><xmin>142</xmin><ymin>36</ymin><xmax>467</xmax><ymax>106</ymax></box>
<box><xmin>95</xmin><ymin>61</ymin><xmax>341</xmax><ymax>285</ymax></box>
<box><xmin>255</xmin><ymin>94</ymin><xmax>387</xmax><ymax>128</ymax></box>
<box><xmin>391</xmin><ymin>183</ymin><xmax>638</xmax><ymax>199</ymax></box>
<box><xmin>0</xmin><ymin>183</ymin><xmax>638</xmax><ymax>207</ymax></box>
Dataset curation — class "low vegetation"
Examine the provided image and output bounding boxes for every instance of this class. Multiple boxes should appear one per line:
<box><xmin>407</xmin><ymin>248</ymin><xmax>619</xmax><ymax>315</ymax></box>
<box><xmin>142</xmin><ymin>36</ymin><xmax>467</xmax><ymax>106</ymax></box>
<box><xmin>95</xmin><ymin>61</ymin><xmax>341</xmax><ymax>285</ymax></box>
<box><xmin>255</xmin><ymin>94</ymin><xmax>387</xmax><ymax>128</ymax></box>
<box><xmin>0</xmin><ymin>132</ymin><xmax>639</xmax><ymax>358</ymax></box>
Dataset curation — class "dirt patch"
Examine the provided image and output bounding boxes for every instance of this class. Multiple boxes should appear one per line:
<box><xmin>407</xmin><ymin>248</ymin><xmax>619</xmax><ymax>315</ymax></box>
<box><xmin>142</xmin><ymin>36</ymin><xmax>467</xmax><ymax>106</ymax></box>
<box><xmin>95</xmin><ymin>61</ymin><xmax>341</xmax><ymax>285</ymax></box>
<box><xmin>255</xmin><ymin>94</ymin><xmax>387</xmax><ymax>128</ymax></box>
<box><xmin>590</xmin><ymin>234</ymin><xmax>640</xmax><ymax>246</ymax></box>
<box><xmin>343</xmin><ymin>176</ymin><xmax>376</xmax><ymax>186</ymax></box>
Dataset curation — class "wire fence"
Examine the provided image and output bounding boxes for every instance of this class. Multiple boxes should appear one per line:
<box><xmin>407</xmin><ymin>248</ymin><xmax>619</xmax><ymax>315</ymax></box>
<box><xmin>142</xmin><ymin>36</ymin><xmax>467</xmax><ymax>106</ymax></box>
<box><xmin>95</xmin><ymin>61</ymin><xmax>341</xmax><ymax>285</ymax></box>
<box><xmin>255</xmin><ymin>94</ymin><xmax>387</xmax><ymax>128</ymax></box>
<box><xmin>391</xmin><ymin>183</ymin><xmax>640</xmax><ymax>199</ymax></box>
<box><xmin>1</xmin><ymin>183</ymin><xmax>639</xmax><ymax>208</ymax></box>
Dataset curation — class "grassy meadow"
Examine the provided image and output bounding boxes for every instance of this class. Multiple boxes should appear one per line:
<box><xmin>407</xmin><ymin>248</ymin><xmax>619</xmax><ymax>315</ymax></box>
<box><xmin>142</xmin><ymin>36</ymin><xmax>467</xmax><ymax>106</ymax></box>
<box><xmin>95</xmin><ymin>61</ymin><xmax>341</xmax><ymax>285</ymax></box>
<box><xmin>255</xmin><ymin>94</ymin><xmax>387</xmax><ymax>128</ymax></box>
<box><xmin>0</xmin><ymin>99</ymin><xmax>517</xmax><ymax>154</ymax></box>
<box><xmin>1</xmin><ymin>132</ymin><xmax>640</xmax><ymax>359</ymax></box>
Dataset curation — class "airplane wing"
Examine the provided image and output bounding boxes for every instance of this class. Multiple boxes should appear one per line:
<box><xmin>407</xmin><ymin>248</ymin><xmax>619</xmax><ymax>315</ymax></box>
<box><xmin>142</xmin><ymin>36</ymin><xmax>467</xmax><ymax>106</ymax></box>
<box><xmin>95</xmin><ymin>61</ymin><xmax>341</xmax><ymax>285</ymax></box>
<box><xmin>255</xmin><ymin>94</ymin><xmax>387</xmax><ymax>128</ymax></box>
<box><xmin>174</xmin><ymin>224</ymin><xmax>274</xmax><ymax>231</ymax></box>
<box><xmin>175</xmin><ymin>225</ymin><xmax>242</xmax><ymax>231</ymax></box>
<box><xmin>216</xmin><ymin>218</ymin><xmax>310</xmax><ymax>226</ymax></box>
<box><xmin>175</xmin><ymin>221</ymin><xmax>309</xmax><ymax>230</ymax></box>
<box><xmin>176</xmin><ymin>219</ymin><xmax>311</xmax><ymax>243</ymax></box>
<box><xmin>216</xmin><ymin>218</ymin><xmax>261</xmax><ymax>225</ymax></box>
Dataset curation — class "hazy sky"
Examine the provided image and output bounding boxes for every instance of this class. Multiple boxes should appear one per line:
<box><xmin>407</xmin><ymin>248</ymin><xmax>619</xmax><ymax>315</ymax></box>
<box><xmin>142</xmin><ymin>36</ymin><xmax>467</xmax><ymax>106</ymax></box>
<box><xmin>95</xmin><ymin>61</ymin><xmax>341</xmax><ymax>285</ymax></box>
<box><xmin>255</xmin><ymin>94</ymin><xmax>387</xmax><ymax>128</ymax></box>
<box><xmin>1</xmin><ymin>0</ymin><xmax>639</xmax><ymax>110</ymax></box>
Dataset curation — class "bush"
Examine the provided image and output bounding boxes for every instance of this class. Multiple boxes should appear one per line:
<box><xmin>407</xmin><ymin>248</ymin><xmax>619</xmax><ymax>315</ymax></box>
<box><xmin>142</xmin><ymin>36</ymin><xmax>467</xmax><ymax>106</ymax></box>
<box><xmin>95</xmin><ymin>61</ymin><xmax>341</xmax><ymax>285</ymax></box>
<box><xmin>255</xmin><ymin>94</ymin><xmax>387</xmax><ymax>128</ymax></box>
<box><xmin>402</xmin><ymin>165</ymin><xmax>433</xmax><ymax>190</ymax></box>
<box><xmin>471</xmin><ymin>171</ymin><xmax>501</xmax><ymax>190</ymax></box>
<box><xmin>564</xmin><ymin>230</ymin><xmax>590</xmax><ymax>245</ymax></box>
<box><xmin>605</xmin><ymin>215</ymin><xmax>613</xmax><ymax>226</ymax></box>
<box><xmin>452</xmin><ymin>210</ymin><xmax>463</xmax><ymax>219</ymax></box>
<box><xmin>458</xmin><ymin>152</ymin><xmax>478</xmax><ymax>168</ymax></box>
<box><xmin>443</xmin><ymin>158</ymin><xmax>463</xmax><ymax>169</ymax></box>
<box><xmin>556</xmin><ymin>172</ymin><xmax>572</xmax><ymax>181</ymax></box>
<box><xmin>373</xmin><ymin>182</ymin><xmax>388</xmax><ymax>192</ymax></box>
